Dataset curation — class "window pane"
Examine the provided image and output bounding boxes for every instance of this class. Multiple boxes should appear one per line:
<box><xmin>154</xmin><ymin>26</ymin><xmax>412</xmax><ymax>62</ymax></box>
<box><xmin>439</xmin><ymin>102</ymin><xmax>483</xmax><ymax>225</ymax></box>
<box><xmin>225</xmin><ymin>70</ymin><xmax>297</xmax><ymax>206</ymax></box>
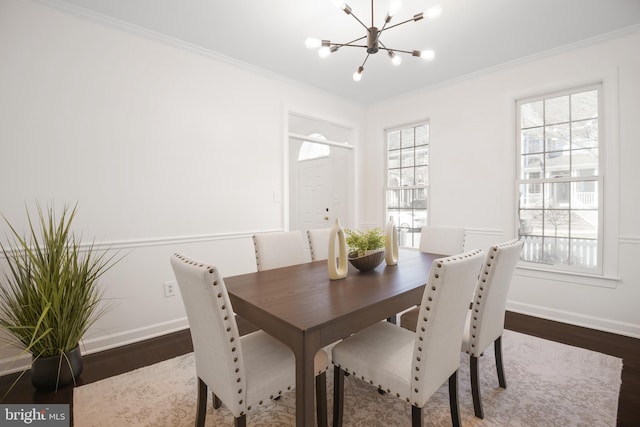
<box><xmin>388</xmin><ymin>150</ymin><xmax>400</xmax><ymax>169</ymax></box>
<box><xmin>401</xmin><ymin>128</ymin><xmax>414</xmax><ymax>148</ymax></box>
<box><xmin>572</xmin><ymin>119</ymin><xmax>598</xmax><ymax>149</ymax></box>
<box><xmin>415</xmin><ymin>166</ymin><xmax>428</xmax><ymax>185</ymax></box>
<box><xmin>401</xmin><ymin>168</ymin><xmax>414</xmax><ymax>186</ymax></box>
<box><xmin>572</xmin><ymin>149</ymin><xmax>598</xmax><ymax>177</ymax></box>
<box><xmin>572</xmin><ymin>180</ymin><xmax>598</xmax><ymax>208</ymax></box>
<box><xmin>571</xmin><ymin>90</ymin><xmax>598</xmax><ymax>121</ymax></box>
<box><xmin>545</xmin><ymin>152</ymin><xmax>570</xmax><ymax>179</ymax></box>
<box><xmin>545</xmin><ymin>95</ymin><xmax>570</xmax><ymax>125</ymax></box>
<box><xmin>521</xmin><ymin>154</ymin><xmax>544</xmax><ymax>179</ymax></box>
<box><xmin>388</xmin><ymin>169</ymin><xmax>400</xmax><ymax>186</ymax></box>
<box><xmin>388</xmin><ymin>130</ymin><xmax>401</xmax><ymax>150</ymax></box>
<box><xmin>415</xmin><ymin>125</ymin><xmax>428</xmax><ymax>146</ymax></box>
<box><xmin>570</xmin><ymin>237</ymin><xmax>597</xmax><ymax>269</ymax></box>
<box><xmin>386</xmin><ymin>189</ymin><xmax>401</xmax><ymax>209</ymax></box>
<box><xmin>544</xmin><ymin>209</ymin><xmax>570</xmax><ymax>237</ymax></box>
<box><xmin>521</xmin><ymin>101</ymin><xmax>543</xmax><ymax>128</ymax></box>
<box><xmin>544</xmin><ymin>182</ymin><xmax>570</xmax><ymax>207</ymax></box>
<box><xmin>519</xmin><ymin>183</ymin><xmax>543</xmax><ymax>208</ymax></box>
<box><xmin>545</xmin><ymin>123</ymin><xmax>570</xmax><ymax>152</ymax></box>
<box><xmin>401</xmin><ymin>148</ymin><xmax>415</xmax><ymax>167</ymax></box>
<box><xmin>572</xmin><ymin>210</ymin><xmax>598</xmax><ymax>239</ymax></box>
<box><xmin>415</xmin><ymin>145</ymin><xmax>428</xmax><ymax>166</ymax></box>
<box><xmin>522</xmin><ymin>127</ymin><xmax>543</xmax><ymax>154</ymax></box>
<box><xmin>544</xmin><ymin>237</ymin><xmax>569</xmax><ymax>266</ymax></box>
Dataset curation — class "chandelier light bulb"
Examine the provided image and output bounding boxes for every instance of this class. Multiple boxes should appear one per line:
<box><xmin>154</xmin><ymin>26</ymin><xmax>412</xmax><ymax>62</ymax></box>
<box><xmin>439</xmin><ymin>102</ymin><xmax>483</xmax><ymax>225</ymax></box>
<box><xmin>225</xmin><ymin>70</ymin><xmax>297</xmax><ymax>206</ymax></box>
<box><xmin>420</xmin><ymin>49</ymin><xmax>436</xmax><ymax>60</ymax></box>
<box><xmin>318</xmin><ymin>46</ymin><xmax>331</xmax><ymax>58</ymax></box>
<box><xmin>388</xmin><ymin>50</ymin><xmax>402</xmax><ymax>66</ymax></box>
<box><xmin>425</xmin><ymin>5</ymin><xmax>442</xmax><ymax>19</ymax></box>
<box><xmin>388</xmin><ymin>0</ymin><xmax>402</xmax><ymax>18</ymax></box>
<box><xmin>305</xmin><ymin>37</ymin><xmax>322</xmax><ymax>49</ymax></box>
<box><xmin>353</xmin><ymin>66</ymin><xmax>364</xmax><ymax>81</ymax></box>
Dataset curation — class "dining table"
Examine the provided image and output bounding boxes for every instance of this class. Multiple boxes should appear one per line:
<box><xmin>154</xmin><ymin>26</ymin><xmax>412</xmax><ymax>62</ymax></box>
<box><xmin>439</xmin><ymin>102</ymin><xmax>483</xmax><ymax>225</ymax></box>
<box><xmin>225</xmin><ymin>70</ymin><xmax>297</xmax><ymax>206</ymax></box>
<box><xmin>224</xmin><ymin>248</ymin><xmax>441</xmax><ymax>427</ymax></box>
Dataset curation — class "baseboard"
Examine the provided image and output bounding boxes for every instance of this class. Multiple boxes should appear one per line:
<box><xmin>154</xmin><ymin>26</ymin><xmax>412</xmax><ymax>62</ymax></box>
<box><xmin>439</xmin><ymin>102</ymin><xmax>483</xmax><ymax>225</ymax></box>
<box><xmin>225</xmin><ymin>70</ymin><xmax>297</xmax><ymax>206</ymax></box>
<box><xmin>0</xmin><ymin>318</ymin><xmax>190</xmax><ymax>376</ymax></box>
<box><xmin>507</xmin><ymin>301</ymin><xmax>640</xmax><ymax>339</ymax></box>
<box><xmin>80</xmin><ymin>317</ymin><xmax>190</xmax><ymax>355</ymax></box>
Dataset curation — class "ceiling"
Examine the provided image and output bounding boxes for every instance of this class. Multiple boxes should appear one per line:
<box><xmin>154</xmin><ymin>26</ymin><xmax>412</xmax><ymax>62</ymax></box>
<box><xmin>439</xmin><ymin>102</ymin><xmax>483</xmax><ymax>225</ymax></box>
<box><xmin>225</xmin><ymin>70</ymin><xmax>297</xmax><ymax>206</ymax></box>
<box><xmin>54</xmin><ymin>0</ymin><xmax>640</xmax><ymax>105</ymax></box>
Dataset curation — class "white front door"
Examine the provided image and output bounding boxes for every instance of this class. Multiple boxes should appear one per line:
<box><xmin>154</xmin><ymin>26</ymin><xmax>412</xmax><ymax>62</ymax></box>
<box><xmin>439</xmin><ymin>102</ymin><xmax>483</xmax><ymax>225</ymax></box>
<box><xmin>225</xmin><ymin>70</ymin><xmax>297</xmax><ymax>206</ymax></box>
<box><xmin>298</xmin><ymin>157</ymin><xmax>333</xmax><ymax>230</ymax></box>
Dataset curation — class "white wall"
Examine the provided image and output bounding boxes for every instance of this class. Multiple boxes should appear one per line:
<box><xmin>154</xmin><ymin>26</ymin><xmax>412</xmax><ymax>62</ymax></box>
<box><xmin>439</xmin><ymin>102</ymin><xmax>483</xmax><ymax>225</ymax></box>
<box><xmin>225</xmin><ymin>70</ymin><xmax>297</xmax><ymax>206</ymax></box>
<box><xmin>0</xmin><ymin>0</ymin><xmax>365</xmax><ymax>370</ymax></box>
<box><xmin>362</xmin><ymin>29</ymin><xmax>640</xmax><ymax>338</ymax></box>
<box><xmin>1</xmin><ymin>0</ymin><xmax>638</xmax><ymax>375</ymax></box>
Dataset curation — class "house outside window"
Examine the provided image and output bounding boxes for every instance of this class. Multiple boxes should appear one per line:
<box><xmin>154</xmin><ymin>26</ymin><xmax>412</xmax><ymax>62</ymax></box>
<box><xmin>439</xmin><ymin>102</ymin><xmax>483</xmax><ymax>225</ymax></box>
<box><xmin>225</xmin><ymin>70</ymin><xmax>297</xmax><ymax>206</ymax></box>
<box><xmin>385</xmin><ymin>123</ymin><xmax>429</xmax><ymax>248</ymax></box>
<box><xmin>517</xmin><ymin>84</ymin><xmax>602</xmax><ymax>273</ymax></box>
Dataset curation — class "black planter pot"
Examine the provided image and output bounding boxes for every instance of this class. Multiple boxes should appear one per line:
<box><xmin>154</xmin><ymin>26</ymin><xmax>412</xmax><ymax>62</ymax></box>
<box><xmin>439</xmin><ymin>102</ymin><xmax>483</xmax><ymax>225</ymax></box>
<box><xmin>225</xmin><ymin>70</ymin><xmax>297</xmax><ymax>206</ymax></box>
<box><xmin>31</xmin><ymin>345</ymin><xmax>83</xmax><ymax>391</ymax></box>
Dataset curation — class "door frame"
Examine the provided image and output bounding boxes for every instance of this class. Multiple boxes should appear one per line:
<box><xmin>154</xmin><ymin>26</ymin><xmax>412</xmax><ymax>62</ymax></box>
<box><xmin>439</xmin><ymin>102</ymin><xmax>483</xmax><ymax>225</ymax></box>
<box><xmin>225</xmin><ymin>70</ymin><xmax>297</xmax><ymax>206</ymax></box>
<box><xmin>284</xmin><ymin>109</ymin><xmax>356</xmax><ymax>232</ymax></box>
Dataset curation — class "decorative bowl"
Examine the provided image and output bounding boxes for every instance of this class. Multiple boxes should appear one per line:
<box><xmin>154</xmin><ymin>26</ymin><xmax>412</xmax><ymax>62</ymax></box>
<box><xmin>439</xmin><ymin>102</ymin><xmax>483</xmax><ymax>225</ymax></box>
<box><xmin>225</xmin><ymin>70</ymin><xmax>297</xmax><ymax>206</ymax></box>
<box><xmin>348</xmin><ymin>249</ymin><xmax>385</xmax><ymax>272</ymax></box>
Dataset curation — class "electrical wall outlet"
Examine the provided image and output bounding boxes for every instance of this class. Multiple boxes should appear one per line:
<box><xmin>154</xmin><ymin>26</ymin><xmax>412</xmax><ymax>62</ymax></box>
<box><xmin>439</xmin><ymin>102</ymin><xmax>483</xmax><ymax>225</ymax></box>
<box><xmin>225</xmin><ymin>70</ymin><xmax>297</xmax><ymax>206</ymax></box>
<box><xmin>164</xmin><ymin>281</ymin><xmax>177</xmax><ymax>297</ymax></box>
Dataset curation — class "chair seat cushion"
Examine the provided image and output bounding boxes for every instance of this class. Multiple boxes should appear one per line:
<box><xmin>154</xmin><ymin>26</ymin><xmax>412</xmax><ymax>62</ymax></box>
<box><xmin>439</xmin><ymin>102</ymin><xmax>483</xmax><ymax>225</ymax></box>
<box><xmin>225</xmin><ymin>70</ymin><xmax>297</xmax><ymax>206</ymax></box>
<box><xmin>242</xmin><ymin>331</ymin><xmax>296</xmax><ymax>408</ymax></box>
<box><xmin>332</xmin><ymin>322</ymin><xmax>414</xmax><ymax>398</ymax></box>
<box><xmin>242</xmin><ymin>331</ymin><xmax>329</xmax><ymax>410</ymax></box>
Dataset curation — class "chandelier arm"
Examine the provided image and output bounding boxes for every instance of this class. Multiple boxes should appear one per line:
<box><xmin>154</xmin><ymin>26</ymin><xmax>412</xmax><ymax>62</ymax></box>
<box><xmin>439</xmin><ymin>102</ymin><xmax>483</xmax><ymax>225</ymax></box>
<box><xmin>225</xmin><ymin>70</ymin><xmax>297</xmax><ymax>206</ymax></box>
<box><xmin>327</xmin><ymin>35</ymin><xmax>367</xmax><ymax>48</ymax></box>
<box><xmin>360</xmin><ymin>53</ymin><xmax>371</xmax><ymax>68</ymax></box>
<box><xmin>379</xmin><ymin>16</ymin><xmax>421</xmax><ymax>33</ymax></box>
<box><xmin>377</xmin><ymin>46</ymin><xmax>416</xmax><ymax>55</ymax></box>
<box><xmin>347</xmin><ymin>10</ymin><xmax>371</xmax><ymax>32</ymax></box>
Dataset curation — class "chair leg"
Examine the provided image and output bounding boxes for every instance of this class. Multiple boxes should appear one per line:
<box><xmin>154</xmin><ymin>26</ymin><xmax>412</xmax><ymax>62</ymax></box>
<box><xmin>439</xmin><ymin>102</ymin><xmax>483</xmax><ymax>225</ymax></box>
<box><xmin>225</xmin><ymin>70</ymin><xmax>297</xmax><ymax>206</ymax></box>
<box><xmin>470</xmin><ymin>355</ymin><xmax>484</xmax><ymax>419</ymax></box>
<box><xmin>448</xmin><ymin>370</ymin><xmax>461</xmax><ymax>427</ymax></box>
<box><xmin>332</xmin><ymin>367</ymin><xmax>345</xmax><ymax>427</ymax></box>
<box><xmin>234</xmin><ymin>414</ymin><xmax>246</xmax><ymax>427</ymax></box>
<box><xmin>495</xmin><ymin>335</ymin><xmax>507</xmax><ymax>389</ymax></box>
<box><xmin>212</xmin><ymin>392</ymin><xmax>222</xmax><ymax>409</ymax></box>
<box><xmin>196</xmin><ymin>378</ymin><xmax>208</xmax><ymax>427</ymax></box>
<box><xmin>316</xmin><ymin>371</ymin><xmax>328</xmax><ymax>427</ymax></box>
<box><xmin>411</xmin><ymin>405</ymin><xmax>424</xmax><ymax>427</ymax></box>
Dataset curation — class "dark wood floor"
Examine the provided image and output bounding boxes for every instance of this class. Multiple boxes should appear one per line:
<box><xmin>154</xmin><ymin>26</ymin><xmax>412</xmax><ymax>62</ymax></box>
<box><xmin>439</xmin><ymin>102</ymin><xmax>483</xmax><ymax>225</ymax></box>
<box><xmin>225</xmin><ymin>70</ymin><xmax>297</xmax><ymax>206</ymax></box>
<box><xmin>1</xmin><ymin>312</ymin><xmax>638</xmax><ymax>426</ymax></box>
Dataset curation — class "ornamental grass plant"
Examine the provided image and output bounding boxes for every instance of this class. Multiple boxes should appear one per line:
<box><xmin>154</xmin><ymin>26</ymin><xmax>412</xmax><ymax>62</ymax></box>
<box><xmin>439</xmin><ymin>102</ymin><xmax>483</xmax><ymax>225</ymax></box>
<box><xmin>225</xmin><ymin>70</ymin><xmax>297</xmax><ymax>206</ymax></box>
<box><xmin>0</xmin><ymin>203</ymin><xmax>119</xmax><ymax>388</ymax></box>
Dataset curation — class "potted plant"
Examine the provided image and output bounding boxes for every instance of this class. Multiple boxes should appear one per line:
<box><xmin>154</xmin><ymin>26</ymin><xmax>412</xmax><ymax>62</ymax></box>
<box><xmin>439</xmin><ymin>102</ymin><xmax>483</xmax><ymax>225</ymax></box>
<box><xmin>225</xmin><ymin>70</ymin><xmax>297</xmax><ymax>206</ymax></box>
<box><xmin>345</xmin><ymin>227</ymin><xmax>386</xmax><ymax>271</ymax></box>
<box><xmin>0</xmin><ymin>203</ymin><xmax>119</xmax><ymax>391</ymax></box>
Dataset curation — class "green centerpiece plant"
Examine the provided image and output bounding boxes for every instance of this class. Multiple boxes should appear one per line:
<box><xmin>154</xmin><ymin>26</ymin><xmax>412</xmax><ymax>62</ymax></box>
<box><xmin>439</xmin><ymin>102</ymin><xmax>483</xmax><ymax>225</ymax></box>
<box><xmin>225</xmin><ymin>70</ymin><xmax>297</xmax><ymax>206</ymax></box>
<box><xmin>345</xmin><ymin>227</ymin><xmax>386</xmax><ymax>271</ymax></box>
<box><xmin>0</xmin><ymin>203</ymin><xmax>119</xmax><ymax>392</ymax></box>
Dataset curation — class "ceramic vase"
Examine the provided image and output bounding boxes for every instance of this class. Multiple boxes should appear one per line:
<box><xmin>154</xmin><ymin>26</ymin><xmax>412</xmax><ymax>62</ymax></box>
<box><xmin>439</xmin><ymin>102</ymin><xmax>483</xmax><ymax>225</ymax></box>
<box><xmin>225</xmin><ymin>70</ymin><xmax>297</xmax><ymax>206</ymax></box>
<box><xmin>385</xmin><ymin>216</ymin><xmax>399</xmax><ymax>266</ymax></box>
<box><xmin>328</xmin><ymin>219</ymin><xmax>348</xmax><ymax>280</ymax></box>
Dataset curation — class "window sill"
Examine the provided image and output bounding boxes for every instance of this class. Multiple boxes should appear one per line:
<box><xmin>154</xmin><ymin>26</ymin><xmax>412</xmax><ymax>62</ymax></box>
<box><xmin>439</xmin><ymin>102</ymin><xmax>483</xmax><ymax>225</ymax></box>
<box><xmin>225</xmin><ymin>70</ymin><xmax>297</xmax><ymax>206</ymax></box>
<box><xmin>515</xmin><ymin>265</ymin><xmax>619</xmax><ymax>289</ymax></box>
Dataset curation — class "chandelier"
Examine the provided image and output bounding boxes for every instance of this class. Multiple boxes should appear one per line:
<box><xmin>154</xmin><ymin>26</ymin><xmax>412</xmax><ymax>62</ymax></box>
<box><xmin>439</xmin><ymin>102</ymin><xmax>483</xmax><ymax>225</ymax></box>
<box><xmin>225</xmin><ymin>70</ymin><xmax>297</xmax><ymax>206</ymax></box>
<box><xmin>305</xmin><ymin>1</ymin><xmax>442</xmax><ymax>81</ymax></box>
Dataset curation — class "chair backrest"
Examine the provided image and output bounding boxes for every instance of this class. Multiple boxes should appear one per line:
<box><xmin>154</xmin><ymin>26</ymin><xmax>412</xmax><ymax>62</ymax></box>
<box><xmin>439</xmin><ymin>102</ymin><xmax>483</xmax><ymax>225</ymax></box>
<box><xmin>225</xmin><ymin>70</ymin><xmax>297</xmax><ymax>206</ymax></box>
<box><xmin>418</xmin><ymin>226</ymin><xmax>466</xmax><ymax>255</ymax></box>
<box><xmin>411</xmin><ymin>249</ymin><xmax>484</xmax><ymax>407</ymax></box>
<box><xmin>252</xmin><ymin>231</ymin><xmax>312</xmax><ymax>271</ymax></box>
<box><xmin>170</xmin><ymin>253</ymin><xmax>246</xmax><ymax>416</ymax></box>
<box><xmin>307</xmin><ymin>228</ymin><xmax>332</xmax><ymax>261</ymax></box>
<box><xmin>465</xmin><ymin>239</ymin><xmax>523</xmax><ymax>357</ymax></box>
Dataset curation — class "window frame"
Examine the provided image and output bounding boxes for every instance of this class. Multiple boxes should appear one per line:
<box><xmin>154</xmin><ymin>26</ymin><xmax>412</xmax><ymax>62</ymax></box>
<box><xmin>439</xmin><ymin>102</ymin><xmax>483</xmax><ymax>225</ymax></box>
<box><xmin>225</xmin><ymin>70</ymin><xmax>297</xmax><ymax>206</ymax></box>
<box><xmin>384</xmin><ymin>121</ymin><xmax>430</xmax><ymax>249</ymax></box>
<box><xmin>516</xmin><ymin>83</ymin><xmax>607</xmax><ymax>276</ymax></box>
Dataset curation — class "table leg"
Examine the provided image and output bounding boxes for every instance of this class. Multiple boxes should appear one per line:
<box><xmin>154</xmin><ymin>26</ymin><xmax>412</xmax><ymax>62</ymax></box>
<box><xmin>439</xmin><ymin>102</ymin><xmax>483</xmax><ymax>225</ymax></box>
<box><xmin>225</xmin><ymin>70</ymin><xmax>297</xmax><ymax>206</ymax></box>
<box><xmin>294</xmin><ymin>333</ymin><xmax>322</xmax><ymax>427</ymax></box>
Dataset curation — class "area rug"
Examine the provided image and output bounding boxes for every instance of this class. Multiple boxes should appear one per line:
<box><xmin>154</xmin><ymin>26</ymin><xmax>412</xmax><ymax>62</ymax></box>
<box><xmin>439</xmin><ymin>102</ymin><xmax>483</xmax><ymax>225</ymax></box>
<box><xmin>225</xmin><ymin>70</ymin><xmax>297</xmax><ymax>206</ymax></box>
<box><xmin>73</xmin><ymin>330</ymin><xmax>622</xmax><ymax>426</ymax></box>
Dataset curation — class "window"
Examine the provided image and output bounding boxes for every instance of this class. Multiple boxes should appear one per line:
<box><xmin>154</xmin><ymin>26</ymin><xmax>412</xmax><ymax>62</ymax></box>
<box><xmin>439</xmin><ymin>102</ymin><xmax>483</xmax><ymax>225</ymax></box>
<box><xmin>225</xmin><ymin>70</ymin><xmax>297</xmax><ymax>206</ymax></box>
<box><xmin>298</xmin><ymin>133</ymin><xmax>330</xmax><ymax>161</ymax></box>
<box><xmin>517</xmin><ymin>84</ymin><xmax>602</xmax><ymax>273</ymax></box>
<box><xmin>385</xmin><ymin>123</ymin><xmax>429</xmax><ymax>248</ymax></box>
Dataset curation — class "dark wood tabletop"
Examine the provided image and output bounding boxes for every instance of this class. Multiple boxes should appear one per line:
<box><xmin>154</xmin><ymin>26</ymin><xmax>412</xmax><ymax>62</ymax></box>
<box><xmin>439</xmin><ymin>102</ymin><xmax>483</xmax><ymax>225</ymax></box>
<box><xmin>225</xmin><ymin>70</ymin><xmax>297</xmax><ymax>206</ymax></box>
<box><xmin>224</xmin><ymin>249</ymin><xmax>440</xmax><ymax>427</ymax></box>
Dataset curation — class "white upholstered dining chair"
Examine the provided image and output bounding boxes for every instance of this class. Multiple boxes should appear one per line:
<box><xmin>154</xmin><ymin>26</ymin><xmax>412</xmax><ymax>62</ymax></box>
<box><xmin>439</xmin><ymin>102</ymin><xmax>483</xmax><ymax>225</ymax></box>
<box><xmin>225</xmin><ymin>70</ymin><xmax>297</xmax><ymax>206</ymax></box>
<box><xmin>306</xmin><ymin>228</ymin><xmax>332</xmax><ymax>261</ymax></box>
<box><xmin>331</xmin><ymin>249</ymin><xmax>485</xmax><ymax>427</ymax></box>
<box><xmin>400</xmin><ymin>225</ymin><xmax>466</xmax><ymax>330</ymax></box>
<box><xmin>252</xmin><ymin>231</ymin><xmax>311</xmax><ymax>271</ymax></box>
<box><xmin>170</xmin><ymin>253</ymin><xmax>329</xmax><ymax>427</ymax></box>
<box><xmin>461</xmin><ymin>239</ymin><xmax>523</xmax><ymax>419</ymax></box>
